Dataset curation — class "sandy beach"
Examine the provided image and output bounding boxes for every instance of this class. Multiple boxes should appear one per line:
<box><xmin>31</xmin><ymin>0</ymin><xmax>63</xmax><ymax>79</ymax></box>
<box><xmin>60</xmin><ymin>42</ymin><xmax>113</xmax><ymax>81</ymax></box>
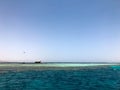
<box><xmin>0</xmin><ymin>63</ymin><xmax>119</xmax><ymax>72</ymax></box>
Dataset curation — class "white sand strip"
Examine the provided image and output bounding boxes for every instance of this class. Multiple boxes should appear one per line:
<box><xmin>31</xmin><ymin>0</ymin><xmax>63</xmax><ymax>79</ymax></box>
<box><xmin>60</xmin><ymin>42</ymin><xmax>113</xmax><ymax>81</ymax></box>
<box><xmin>0</xmin><ymin>63</ymin><xmax>118</xmax><ymax>67</ymax></box>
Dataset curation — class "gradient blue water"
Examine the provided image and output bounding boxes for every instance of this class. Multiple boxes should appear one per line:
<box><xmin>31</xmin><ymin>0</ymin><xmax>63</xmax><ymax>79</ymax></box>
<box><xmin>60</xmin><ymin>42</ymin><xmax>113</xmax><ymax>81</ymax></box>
<box><xmin>0</xmin><ymin>66</ymin><xmax>120</xmax><ymax>90</ymax></box>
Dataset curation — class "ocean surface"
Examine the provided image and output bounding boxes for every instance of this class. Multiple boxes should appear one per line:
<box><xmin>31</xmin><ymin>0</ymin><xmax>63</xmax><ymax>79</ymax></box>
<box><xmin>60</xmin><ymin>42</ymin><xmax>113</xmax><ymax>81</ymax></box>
<box><xmin>0</xmin><ymin>63</ymin><xmax>120</xmax><ymax>90</ymax></box>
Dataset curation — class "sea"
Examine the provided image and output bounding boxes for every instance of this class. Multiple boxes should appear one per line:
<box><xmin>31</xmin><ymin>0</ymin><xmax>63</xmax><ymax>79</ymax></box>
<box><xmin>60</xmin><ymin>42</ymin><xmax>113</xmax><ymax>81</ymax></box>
<box><xmin>0</xmin><ymin>62</ymin><xmax>120</xmax><ymax>90</ymax></box>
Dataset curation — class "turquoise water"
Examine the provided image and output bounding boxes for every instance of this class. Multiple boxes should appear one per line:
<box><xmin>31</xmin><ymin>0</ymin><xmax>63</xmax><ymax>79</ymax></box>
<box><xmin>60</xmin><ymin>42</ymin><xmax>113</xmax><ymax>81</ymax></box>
<box><xmin>111</xmin><ymin>66</ymin><xmax>120</xmax><ymax>70</ymax></box>
<box><xmin>0</xmin><ymin>65</ymin><xmax>120</xmax><ymax>90</ymax></box>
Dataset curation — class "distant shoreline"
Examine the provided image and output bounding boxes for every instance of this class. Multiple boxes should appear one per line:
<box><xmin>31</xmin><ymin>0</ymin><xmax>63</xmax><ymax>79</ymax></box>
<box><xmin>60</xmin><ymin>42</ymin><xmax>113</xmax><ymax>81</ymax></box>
<box><xmin>0</xmin><ymin>62</ymin><xmax>120</xmax><ymax>64</ymax></box>
<box><xmin>0</xmin><ymin>63</ymin><xmax>119</xmax><ymax>72</ymax></box>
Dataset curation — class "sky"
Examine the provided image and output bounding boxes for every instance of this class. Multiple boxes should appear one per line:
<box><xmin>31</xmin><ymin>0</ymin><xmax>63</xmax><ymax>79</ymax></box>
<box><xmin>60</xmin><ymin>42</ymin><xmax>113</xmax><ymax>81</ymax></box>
<box><xmin>0</xmin><ymin>0</ymin><xmax>120</xmax><ymax>62</ymax></box>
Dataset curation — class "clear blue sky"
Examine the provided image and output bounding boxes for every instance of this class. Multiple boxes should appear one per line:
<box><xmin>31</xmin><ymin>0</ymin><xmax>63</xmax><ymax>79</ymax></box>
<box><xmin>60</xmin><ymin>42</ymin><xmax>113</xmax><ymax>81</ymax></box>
<box><xmin>0</xmin><ymin>0</ymin><xmax>120</xmax><ymax>62</ymax></box>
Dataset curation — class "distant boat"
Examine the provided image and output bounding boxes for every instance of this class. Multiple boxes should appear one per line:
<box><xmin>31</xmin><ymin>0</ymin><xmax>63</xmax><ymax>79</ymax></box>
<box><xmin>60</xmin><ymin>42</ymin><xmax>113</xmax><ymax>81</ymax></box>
<box><xmin>34</xmin><ymin>61</ymin><xmax>42</xmax><ymax>64</ymax></box>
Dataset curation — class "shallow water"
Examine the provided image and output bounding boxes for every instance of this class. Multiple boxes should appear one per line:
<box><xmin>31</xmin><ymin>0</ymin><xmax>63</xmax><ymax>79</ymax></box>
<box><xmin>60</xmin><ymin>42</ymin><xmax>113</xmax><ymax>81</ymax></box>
<box><xmin>0</xmin><ymin>65</ymin><xmax>120</xmax><ymax>90</ymax></box>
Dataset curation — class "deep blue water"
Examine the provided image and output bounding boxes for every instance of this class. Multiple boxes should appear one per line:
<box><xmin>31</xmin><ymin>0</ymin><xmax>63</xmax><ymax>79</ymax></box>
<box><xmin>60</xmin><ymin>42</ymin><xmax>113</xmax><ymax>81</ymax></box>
<box><xmin>0</xmin><ymin>66</ymin><xmax>120</xmax><ymax>90</ymax></box>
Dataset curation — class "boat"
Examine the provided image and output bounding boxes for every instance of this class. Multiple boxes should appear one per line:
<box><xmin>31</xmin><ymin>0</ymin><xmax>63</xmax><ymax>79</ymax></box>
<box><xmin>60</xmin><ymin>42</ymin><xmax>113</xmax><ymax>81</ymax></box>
<box><xmin>34</xmin><ymin>61</ymin><xmax>42</xmax><ymax>64</ymax></box>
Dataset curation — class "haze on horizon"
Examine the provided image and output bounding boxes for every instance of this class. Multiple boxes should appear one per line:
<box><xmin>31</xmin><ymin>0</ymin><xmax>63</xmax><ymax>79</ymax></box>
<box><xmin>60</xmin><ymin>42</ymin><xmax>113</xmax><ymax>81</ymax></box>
<box><xmin>0</xmin><ymin>0</ymin><xmax>120</xmax><ymax>62</ymax></box>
